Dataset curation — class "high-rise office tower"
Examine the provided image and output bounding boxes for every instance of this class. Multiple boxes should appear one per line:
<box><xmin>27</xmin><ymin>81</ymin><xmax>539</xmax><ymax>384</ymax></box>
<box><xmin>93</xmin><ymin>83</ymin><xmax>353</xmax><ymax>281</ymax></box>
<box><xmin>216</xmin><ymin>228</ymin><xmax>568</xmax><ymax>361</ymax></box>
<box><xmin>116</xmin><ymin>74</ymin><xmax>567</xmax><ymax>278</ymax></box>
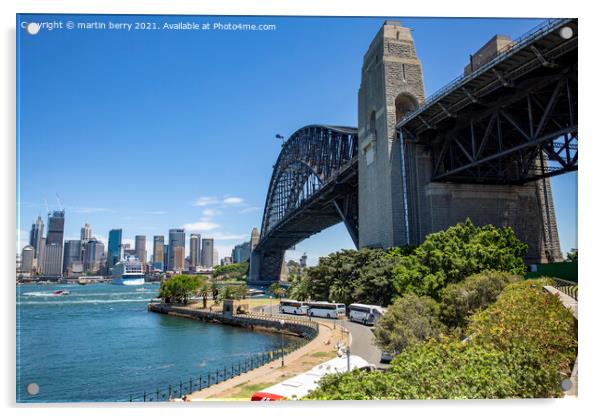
<box><xmin>213</xmin><ymin>249</ymin><xmax>219</xmax><ymax>267</ymax></box>
<box><xmin>135</xmin><ymin>235</ymin><xmax>147</xmax><ymax>263</ymax></box>
<box><xmin>152</xmin><ymin>236</ymin><xmax>164</xmax><ymax>270</ymax></box>
<box><xmin>84</xmin><ymin>238</ymin><xmax>104</xmax><ymax>273</ymax></box>
<box><xmin>231</xmin><ymin>241</ymin><xmax>251</xmax><ymax>263</ymax></box>
<box><xmin>107</xmin><ymin>229</ymin><xmax>123</xmax><ymax>270</ymax></box>
<box><xmin>201</xmin><ymin>238</ymin><xmax>214</xmax><ymax>268</ymax></box>
<box><xmin>29</xmin><ymin>216</ymin><xmax>44</xmax><ymax>259</ymax></box>
<box><xmin>80</xmin><ymin>223</ymin><xmax>92</xmax><ymax>243</ymax></box>
<box><xmin>63</xmin><ymin>240</ymin><xmax>83</xmax><ymax>274</ymax></box>
<box><xmin>250</xmin><ymin>227</ymin><xmax>259</xmax><ymax>251</ymax></box>
<box><xmin>163</xmin><ymin>244</ymin><xmax>169</xmax><ymax>271</ymax></box>
<box><xmin>189</xmin><ymin>234</ymin><xmax>201</xmax><ymax>268</ymax></box>
<box><xmin>168</xmin><ymin>229</ymin><xmax>185</xmax><ymax>271</ymax></box>
<box><xmin>42</xmin><ymin>210</ymin><xmax>65</xmax><ymax>276</ymax></box>
<box><xmin>20</xmin><ymin>245</ymin><xmax>34</xmax><ymax>273</ymax></box>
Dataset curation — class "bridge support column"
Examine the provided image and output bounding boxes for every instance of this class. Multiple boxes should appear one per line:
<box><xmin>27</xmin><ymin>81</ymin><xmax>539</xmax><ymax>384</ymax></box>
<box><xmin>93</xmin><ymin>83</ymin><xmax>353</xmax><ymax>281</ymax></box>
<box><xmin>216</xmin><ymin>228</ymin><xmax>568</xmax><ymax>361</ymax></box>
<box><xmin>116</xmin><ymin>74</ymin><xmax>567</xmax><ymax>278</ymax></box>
<box><xmin>248</xmin><ymin>249</ymin><xmax>286</xmax><ymax>284</ymax></box>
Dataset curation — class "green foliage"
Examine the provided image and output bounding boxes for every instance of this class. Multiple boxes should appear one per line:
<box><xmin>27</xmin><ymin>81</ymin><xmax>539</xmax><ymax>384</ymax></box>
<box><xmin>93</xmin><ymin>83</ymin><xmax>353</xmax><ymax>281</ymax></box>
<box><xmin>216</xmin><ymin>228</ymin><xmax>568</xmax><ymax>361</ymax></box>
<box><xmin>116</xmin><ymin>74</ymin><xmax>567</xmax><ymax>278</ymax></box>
<box><xmin>392</xmin><ymin>219</ymin><xmax>528</xmax><ymax>299</ymax></box>
<box><xmin>373</xmin><ymin>293</ymin><xmax>443</xmax><ymax>354</ymax></box>
<box><xmin>212</xmin><ymin>262</ymin><xmax>249</xmax><ymax>281</ymax></box>
<box><xmin>567</xmin><ymin>249</ymin><xmax>578</xmax><ymax>262</ymax></box>
<box><xmin>439</xmin><ymin>270</ymin><xmax>520</xmax><ymax>328</ymax></box>
<box><xmin>158</xmin><ymin>274</ymin><xmax>203</xmax><ymax>305</ymax></box>
<box><xmin>289</xmin><ymin>247</ymin><xmax>404</xmax><ymax>305</ymax></box>
<box><xmin>306</xmin><ymin>278</ymin><xmax>577</xmax><ymax>400</ymax></box>
<box><xmin>268</xmin><ymin>282</ymin><xmax>286</xmax><ymax>299</ymax></box>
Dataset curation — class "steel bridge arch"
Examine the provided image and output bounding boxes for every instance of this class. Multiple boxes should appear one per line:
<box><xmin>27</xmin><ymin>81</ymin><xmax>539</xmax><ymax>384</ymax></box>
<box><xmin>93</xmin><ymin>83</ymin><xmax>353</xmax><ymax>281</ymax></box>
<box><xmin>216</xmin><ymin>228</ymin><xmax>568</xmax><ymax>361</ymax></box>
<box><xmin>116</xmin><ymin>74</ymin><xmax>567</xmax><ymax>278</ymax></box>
<box><xmin>259</xmin><ymin>124</ymin><xmax>358</xmax><ymax>239</ymax></box>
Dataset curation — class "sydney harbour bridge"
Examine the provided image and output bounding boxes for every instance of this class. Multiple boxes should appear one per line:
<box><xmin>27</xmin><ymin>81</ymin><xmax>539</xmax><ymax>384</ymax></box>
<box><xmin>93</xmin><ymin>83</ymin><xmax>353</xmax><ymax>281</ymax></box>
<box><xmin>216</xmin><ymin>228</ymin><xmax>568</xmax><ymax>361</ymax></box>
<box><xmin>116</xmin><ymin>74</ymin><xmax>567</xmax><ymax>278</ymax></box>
<box><xmin>249</xmin><ymin>18</ymin><xmax>578</xmax><ymax>283</ymax></box>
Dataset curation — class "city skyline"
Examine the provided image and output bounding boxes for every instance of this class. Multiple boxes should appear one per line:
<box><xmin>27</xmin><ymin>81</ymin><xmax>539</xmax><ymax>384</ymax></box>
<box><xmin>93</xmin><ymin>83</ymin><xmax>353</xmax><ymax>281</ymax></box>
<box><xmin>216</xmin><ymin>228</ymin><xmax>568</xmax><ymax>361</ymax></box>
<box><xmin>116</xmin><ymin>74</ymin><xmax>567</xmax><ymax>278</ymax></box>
<box><xmin>17</xmin><ymin>15</ymin><xmax>577</xmax><ymax>266</ymax></box>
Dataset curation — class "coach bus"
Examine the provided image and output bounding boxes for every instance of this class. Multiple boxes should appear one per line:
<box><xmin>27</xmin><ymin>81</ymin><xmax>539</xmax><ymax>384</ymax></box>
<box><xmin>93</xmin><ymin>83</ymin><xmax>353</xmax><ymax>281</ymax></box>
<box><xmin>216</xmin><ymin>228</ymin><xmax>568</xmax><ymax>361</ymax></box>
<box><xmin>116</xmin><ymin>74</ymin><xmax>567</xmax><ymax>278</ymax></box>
<box><xmin>279</xmin><ymin>299</ymin><xmax>309</xmax><ymax>315</ymax></box>
<box><xmin>251</xmin><ymin>355</ymin><xmax>373</xmax><ymax>401</ymax></box>
<box><xmin>306</xmin><ymin>301</ymin><xmax>346</xmax><ymax>319</ymax></box>
<box><xmin>348</xmin><ymin>303</ymin><xmax>386</xmax><ymax>325</ymax></box>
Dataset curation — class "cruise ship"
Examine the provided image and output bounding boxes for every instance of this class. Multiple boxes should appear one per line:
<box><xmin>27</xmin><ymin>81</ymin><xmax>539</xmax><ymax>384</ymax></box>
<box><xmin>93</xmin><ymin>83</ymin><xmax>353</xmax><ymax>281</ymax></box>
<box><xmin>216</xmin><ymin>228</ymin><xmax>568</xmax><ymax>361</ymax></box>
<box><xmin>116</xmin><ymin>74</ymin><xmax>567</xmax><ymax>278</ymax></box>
<box><xmin>111</xmin><ymin>256</ymin><xmax>145</xmax><ymax>286</ymax></box>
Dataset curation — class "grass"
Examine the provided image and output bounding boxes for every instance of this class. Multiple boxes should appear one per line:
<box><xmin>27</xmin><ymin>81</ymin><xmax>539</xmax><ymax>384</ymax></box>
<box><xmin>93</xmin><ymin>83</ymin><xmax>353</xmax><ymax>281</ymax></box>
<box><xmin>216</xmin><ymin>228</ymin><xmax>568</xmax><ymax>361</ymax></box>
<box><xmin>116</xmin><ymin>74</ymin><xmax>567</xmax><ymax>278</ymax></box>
<box><xmin>230</xmin><ymin>381</ymin><xmax>274</xmax><ymax>398</ymax></box>
<box><xmin>311</xmin><ymin>351</ymin><xmax>336</xmax><ymax>358</ymax></box>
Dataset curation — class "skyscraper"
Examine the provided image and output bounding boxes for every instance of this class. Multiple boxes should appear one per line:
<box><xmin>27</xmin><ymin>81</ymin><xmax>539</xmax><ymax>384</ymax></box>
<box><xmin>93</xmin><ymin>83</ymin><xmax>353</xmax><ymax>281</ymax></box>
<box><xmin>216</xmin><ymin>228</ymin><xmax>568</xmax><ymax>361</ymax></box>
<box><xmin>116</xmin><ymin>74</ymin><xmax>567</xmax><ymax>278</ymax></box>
<box><xmin>135</xmin><ymin>235</ymin><xmax>147</xmax><ymax>263</ymax></box>
<box><xmin>152</xmin><ymin>236</ymin><xmax>165</xmax><ymax>270</ymax></box>
<box><xmin>201</xmin><ymin>238</ymin><xmax>214</xmax><ymax>268</ymax></box>
<box><xmin>213</xmin><ymin>249</ymin><xmax>219</xmax><ymax>267</ymax></box>
<box><xmin>168</xmin><ymin>229</ymin><xmax>185</xmax><ymax>271</ymax></box>
<box><xmin>107</xmin><ymin>229</ymin><xmax>122</xmax><ymax>270</ymax></box>
<box><xmin>189</xmin><ymin>234</ymin><xmax>201</xmax><ymax>268</ymax></box>
<box><xmin>231</xmin><ymin>241</ymin><xmax>251</xmax><ymax>263</ymax></box>
<box><xmin>163</xmin><ymin>244</ymin><xmax>169</xmax><ymax>271</ymax></box>
<box><xmin>80</xmin><ymin>223</ymin><xmax>92</xmax><ymax>243</ymax></box>
<box><xmin>250</xmin><ymin>227</ymin><xmax>260</xmax><ymax>251</ymax></box>
<box><xmin>84</xmin><ymin>238</ymin><xmax>105</xmax><ymax>273</ymax></box>
<box><xmin>29</xmin><ymin>216</ymin><xmax>44</xmax><ymax>260</ymax></box>
<box><xmin>63</xmin><ymin>240</ymin><xmax>83</xmax><ymax>275</ymax></box>
<box><xmin>42</xmin><ymin>210</ymin><xmax>65</xmax><ymax>276</ymax></box>
<box><xmin>20</xmin><ymin>245</ymin><xmax>34</xmax><ymax>273</ymax></box>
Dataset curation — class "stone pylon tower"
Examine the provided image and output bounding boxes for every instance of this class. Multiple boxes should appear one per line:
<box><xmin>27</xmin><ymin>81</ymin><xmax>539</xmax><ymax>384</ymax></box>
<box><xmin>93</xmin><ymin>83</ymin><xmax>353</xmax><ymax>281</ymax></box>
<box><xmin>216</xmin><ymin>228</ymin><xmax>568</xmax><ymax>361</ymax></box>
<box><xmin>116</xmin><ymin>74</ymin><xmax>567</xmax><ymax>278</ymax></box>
<box><xmin>358</xmin><ymin>20</ymin><xmax>425</xmax><ymax>248</ymax></box>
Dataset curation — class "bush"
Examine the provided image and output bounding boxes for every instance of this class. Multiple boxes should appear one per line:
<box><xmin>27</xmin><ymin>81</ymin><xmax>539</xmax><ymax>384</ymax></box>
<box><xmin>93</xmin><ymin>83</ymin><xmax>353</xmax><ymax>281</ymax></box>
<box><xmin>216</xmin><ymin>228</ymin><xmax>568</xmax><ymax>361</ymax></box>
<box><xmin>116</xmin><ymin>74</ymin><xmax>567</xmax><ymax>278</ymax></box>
<box><xmin>373</xmin><ymin>293</ymin><xmax>443</xmax><ymax>354</ymax></box>
<box><xmin>439</xmin><ymin>270</ymin><xmax>520</xmax><ymax>328</ymax></box>
<box><xmin>392</xmin><ymin>219</ymin><xmax>528</xmax><ymax>299</ymax></box>
<box><xmin>306</xmin><ymin>278</ymin><xmax>577</xmax><ymax>399</ymax></box>
<box><xmin>158</xmin><ymin>274</ymin><xmax>203</xmax><ymax>304</ymax></box>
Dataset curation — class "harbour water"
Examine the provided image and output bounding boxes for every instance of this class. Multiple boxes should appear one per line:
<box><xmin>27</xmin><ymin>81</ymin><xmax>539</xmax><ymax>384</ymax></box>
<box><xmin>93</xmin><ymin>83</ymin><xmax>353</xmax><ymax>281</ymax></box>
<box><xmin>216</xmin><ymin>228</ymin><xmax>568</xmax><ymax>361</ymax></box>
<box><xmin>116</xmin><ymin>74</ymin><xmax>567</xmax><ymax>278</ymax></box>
<box><xmin>16</xmin><ymin>283</ymin><xmax>293</xmax><ymax>402</ymax></box>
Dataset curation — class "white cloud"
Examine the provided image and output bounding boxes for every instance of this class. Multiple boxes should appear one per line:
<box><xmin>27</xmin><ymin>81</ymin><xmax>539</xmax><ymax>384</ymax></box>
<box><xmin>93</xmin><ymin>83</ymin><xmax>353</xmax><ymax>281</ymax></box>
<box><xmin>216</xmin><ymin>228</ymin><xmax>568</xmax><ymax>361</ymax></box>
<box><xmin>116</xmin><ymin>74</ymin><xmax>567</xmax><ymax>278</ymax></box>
<box><xmin>240</xmin><ymin>206</ymin><xmax>261</xmax><ymax>213</ymax></box>
<box><xmin>182</xmin><ymin>221</ymin><xmax>220</xmax><ymax>232</ymax></box>
<box><xmin>202</xmin><ymin>208</ymin><xmax>222</xmax><ymax>217</ymax></box>
<box><xmin>223</xmin><ymin>196</ymin><xmax>244</xmax><ymax>205</ymax></box>
<box><xmin>211</xmin><ymin>232</ymin><xmax>249</xmax><ymax>241</ymax></box>
<box><xmin>194</xmin><ymin>196</ymin><xmax>219</xmax><ymax>207</ymax></box>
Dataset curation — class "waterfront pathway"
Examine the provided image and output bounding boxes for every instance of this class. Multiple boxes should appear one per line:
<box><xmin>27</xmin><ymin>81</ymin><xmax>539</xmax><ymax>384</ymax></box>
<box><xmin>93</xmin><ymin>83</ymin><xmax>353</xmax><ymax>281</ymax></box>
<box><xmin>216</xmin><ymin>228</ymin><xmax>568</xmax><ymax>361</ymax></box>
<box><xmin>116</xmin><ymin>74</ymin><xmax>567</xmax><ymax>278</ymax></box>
<box><xmin>181</xmin><ymin>319</ymin><xmax>343</xmax><ymax>400</ymax></box>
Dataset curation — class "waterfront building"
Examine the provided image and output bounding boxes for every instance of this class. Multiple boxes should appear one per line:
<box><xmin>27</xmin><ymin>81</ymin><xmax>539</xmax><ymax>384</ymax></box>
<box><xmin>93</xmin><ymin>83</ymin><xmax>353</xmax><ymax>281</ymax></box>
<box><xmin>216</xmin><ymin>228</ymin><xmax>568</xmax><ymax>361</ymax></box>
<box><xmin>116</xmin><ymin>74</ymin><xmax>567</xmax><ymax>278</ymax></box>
<box><xmin>152</xmin><ymin>236</ymin><xmax>164</xmax><ymax>270</ymax></box>
<box><xmin>20</xmin><ymin>245</ymin><xmax>34</xmax><ymax>273</ymax></box>
<box><xmin>250</xmin><ymin>227</ymin><xmax>260</xmax><ymax>251</ymax></box>
<box><xmin>84</xmin><ymin>238</ymin><xmax>105</xmax><ymax>273</ymax></box>
<box><xmin>201</xmin><ymin>238</ymin><xmax>214</xmax><ymax>268</ymax></box>
<box><xmin>135</xmin><ymin>235</ymin><xmax>147</xmax><ymax>264</ymax></box>
<box><xmin>231</xmin><ymin>241</ymin><xmax>251</xmax><ymax>263</ymax></box>
<box><xmin>168</xmin><ymin>229</ymin><xmax>185</xmax><ymax>271</ymax></box>
<box><xmin>107</xmin><ymin>229</ymin><xmax>123</xmax><ymax>270</ymax></box>
<box><xmin>63</xmin><ymin>240</ymin><xmax>83</xmax><ymax>275</ymax></box>
<box><xmin>189</xmin><ymin>234</ymin><xmax>201</xmax><ymax>268</ymax></box>
<box><xmin>42</xmin><ymin>210</ymin><xmax>65</xmax><ymax>276</ymax></box>
<box><xmin>29</xmin><ymin>216</ymin><xmax>44</xmax><ymax>260</ymax></box>
<box><xmin>80</xmin><ymin>223</ymin><xmax>92</xmax><ymax>243</ymax></box>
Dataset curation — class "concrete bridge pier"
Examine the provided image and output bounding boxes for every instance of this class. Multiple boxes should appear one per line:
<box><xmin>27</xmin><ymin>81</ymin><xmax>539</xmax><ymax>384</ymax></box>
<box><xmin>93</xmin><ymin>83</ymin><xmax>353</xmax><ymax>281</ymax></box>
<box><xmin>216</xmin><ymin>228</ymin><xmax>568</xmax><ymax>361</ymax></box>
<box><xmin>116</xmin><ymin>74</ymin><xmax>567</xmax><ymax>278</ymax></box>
<box><xmin>249</xmin><ymin>249</ymin><xmax>286</xmax><ymax>284</ymax></box>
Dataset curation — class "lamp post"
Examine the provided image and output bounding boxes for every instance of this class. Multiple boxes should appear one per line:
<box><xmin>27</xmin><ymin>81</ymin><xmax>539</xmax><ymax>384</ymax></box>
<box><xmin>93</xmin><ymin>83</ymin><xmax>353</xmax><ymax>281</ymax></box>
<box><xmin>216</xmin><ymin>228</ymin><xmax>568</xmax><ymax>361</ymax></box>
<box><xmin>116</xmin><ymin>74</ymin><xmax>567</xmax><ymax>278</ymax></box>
<box><xmin>345</xmin><ymin>328</ymin><xmax>351</xmax><ymax>372</ymax></box>
<box><xmin>279</xmin><ymin>319</ymin><xmax>285</xmax><ymax>367</ymax></box>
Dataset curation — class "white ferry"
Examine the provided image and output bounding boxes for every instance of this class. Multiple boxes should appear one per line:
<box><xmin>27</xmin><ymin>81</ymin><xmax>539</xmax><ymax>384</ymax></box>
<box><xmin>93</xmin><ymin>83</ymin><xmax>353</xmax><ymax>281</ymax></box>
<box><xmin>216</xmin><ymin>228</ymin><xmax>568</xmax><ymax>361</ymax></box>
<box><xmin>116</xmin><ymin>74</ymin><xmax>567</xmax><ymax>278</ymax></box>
<box><xmin>111</xmin><ymin>256</ymin><xmax>145</xmax><ymax>286</ymax></box>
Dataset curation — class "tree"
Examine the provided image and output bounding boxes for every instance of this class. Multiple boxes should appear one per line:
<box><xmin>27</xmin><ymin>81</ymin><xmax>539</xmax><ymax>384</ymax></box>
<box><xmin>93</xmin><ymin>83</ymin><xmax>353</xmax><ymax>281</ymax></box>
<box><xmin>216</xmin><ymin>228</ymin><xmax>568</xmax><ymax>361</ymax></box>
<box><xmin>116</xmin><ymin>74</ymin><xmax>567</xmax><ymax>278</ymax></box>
<box><xmin>198</xmin><ymin>280</ymin><xmax>210</xmax><ymax>309</ymax></box>
<box><xmin>567</xmin><ymin>249</ymin><xmax>578</xmax><ymax>262</ymax></box>
<box><xmin>158</xmin><ymin>274</ymin><xmax>203</xmax><ymax>305</ymax></box>
<box><xmin>392</xmin><ymin>219</ymin><xmax>528</xmax><ymax>299</ymax></box>
<box><xmin>269</xmin><ymin>282</ymin><xmax>286</xmax><ymax>299</ymax></box>
<box><xmin>439</xmin><ymin>270</ymin><xmax>520</xmax><ymax>329</ymax></box>
<box><xmin>212</xmin><ymin>262</ymin><xmax>249</xmax><ymax>281</ymax></box>
<box><xmin>373</xmin><ymin>293</ymin><xmax>444</xmax><ymax>354</ymax></box>
<box><xmin>211</xmin><ymin>281</ymin><xmax>219</xmax><ymax>305</ymax></box>
<box><xmin>235</xmin><ymin>283</ymin><xmax>249</xmax><ymax>300</ymax></box>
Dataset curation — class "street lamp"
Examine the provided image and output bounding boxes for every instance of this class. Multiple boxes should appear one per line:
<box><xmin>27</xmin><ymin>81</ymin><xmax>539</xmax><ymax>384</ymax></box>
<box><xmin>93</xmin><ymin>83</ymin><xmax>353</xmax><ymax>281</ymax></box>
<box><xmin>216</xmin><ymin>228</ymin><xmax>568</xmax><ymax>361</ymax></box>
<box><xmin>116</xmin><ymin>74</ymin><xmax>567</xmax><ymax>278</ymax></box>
<box><xmin>279</xmin><ymin>319</ymin><xmax>285</xmax><ymax>367</ymax></box>
<box><xmin>345</xmin><ymin>328</ymin><xmax>351</xmax><ymax>372</ymax></box>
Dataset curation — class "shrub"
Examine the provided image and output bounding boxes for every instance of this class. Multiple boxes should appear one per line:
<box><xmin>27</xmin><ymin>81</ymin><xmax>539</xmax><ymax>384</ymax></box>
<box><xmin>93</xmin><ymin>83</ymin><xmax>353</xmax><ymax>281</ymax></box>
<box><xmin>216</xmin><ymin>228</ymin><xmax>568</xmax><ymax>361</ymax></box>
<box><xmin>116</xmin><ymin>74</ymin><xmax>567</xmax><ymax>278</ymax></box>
<box><xmin>307</xmin><ymin>278</ymin><xmax>577</xmax><ymax>399</ymax></box>
<box><xmin>158</xmin><ymin>274</ymin><xmax>203</xmax><ymax>304</ymax></box>
<box><xmin>392</xmin><ymin>219</ymin><xmax>528</xmax><ymax>299</ymax></box>
<box><xmin>373</xmin><ymin>293</ymin><xmax>443</xmax><ymax>354</ymax></box>
<box><xmin>439</xmin><ymin>270</ymin><xmax>520</xmax><ymax>329</ymax></box>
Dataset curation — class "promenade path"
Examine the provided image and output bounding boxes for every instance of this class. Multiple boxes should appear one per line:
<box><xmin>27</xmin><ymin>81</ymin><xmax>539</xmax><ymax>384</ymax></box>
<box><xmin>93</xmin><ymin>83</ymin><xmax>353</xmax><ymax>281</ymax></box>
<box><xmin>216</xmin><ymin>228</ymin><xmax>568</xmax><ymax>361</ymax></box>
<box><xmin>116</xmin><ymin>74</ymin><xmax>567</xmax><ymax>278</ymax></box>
<box><xmin>181</xmin><ymin>316</ymin><xmax>344</xmax><ymax>400</ymax></box>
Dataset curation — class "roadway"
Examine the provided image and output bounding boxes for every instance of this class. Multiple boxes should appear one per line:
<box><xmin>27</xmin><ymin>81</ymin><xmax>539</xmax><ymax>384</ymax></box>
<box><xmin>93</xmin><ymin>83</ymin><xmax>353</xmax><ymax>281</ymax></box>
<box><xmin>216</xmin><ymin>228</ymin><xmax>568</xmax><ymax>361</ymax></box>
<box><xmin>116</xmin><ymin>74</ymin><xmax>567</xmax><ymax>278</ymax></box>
<box><xmin>259</xmin><ymin>303</ymin><xmax>386</xmax><ymax>368</ymax></box>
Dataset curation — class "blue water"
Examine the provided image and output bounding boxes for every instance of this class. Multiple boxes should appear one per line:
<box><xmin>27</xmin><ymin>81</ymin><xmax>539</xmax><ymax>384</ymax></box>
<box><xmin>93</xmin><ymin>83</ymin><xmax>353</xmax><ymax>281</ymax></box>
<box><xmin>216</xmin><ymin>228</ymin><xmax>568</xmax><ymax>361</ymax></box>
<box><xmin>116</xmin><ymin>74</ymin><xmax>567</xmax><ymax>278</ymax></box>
<box><xmin>16</xmin><ymin>283</ymin><xmax>292</xmax><ymax>402</ymax></box>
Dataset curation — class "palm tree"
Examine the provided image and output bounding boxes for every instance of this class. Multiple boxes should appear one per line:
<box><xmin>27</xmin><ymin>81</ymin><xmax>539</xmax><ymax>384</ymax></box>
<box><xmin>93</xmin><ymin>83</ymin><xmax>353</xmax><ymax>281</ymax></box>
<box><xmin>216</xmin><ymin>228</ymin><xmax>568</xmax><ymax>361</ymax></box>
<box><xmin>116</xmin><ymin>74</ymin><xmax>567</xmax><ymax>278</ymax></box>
<box><xmin>269</xmin><ymin>282</ymin><xmax>286</xmax><ymax>299</ymax></box>
<box><xmin>198</xmin><ymin>281</ymin><xmax>210</xmax><ymax>309</ymax></box>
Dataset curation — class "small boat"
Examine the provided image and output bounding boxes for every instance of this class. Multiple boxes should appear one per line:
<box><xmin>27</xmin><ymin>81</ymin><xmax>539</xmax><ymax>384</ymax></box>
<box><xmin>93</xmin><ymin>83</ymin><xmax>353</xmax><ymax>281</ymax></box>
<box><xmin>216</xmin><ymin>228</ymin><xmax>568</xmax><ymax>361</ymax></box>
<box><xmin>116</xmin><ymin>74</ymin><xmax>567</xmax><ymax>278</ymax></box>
<box><xmin>52</xmin><ymin>290</ymin><xmax>70</xmax><ymax>296</ymax></box>
<box><xmin>247</xmin><ymin>288</ymin><xmax>265</xmax><ymax>296</ymax></box>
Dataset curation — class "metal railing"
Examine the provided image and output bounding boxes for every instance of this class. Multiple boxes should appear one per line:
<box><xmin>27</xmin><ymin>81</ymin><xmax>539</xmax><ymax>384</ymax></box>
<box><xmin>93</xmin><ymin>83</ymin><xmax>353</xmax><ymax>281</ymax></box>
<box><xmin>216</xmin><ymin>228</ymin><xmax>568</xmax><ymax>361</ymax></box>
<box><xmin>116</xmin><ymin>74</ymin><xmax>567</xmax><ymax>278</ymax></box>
<box><xmin>126</xmin><ymin>317</ymin><xmax>318</xmax><ymax>402</ymax></box>
<box><xmin>551</xmin><ymin>277</ymin><xmax>578</xmax><ymax>301</ymax></box>
<box><xmin>398</xmin><ymin>18</ymin><xmax>573</xmax><ymax>126</ymax></box>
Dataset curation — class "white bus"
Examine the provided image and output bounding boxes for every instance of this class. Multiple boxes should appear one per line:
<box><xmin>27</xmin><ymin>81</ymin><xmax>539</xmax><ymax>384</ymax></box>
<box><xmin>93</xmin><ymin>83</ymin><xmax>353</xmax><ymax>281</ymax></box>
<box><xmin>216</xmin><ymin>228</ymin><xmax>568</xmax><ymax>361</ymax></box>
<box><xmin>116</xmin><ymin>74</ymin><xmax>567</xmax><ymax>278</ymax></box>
<box><xmin>307</xmin><ymin>301</ymin><xmax>346</xmax><ymax>319</ymax></box>
<box><xmin>348</xmin><ymin>303</ymin><xmax>386</xmax><ymax>325</ymax></box>
<box><xmin>279</xmin><ymin>299</ymin><xmax>309</xmax><ymax>315</ymax></box>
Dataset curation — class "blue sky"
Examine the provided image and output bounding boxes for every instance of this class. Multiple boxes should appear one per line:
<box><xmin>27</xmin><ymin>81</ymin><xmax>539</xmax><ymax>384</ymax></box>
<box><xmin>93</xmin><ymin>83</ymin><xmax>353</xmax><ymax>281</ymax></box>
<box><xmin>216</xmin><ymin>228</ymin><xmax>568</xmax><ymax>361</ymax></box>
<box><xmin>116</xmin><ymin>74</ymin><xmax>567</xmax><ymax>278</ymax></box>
<box><xmin>16</xmin><ymin>15</ymin><xmax>577</xmax><ymax>264</ymax></box>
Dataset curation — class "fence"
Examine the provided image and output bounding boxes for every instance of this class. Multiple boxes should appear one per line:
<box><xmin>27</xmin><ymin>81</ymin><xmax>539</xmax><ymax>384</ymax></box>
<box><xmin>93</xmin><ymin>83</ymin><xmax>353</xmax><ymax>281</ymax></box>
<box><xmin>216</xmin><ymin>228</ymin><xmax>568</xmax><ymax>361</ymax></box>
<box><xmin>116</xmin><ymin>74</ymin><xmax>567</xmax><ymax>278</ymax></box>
<box><xmin>550</xmin><ymin>277</ymin><xmax>578</xmax><ymax>301</ymax></box>
<box><xmin>126</xmin><ymin>318</ymin><xmax>318</xmax><ymax>401</ymax></box>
